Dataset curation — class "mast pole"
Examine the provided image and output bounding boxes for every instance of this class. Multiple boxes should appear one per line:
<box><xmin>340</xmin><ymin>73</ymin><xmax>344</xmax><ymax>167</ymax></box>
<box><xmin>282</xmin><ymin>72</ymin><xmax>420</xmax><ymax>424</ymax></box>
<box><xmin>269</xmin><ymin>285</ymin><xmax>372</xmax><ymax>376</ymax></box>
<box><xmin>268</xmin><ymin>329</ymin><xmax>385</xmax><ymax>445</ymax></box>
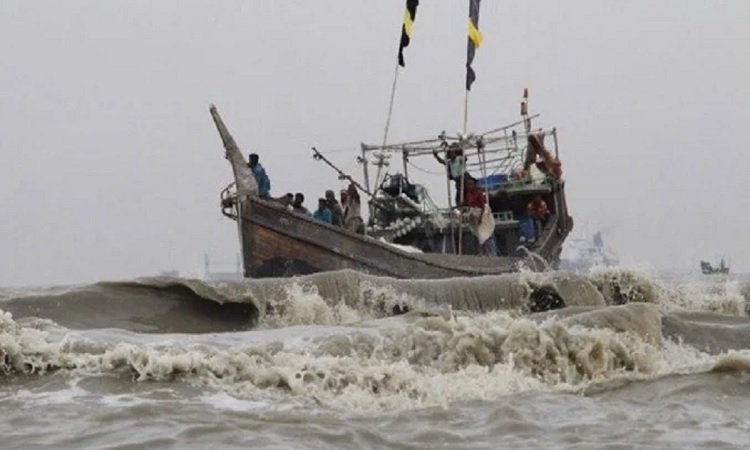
<box><xmin>552</xmin><ymin>127</ymin><xmax>559</xmax><ymax>160</ymax></box>
<box><xmin>459</xmin><ymin>0</ymin><xmax>482</xmax><ymax>255</ymax></box>
<box><xmin>522</xmin><ymin>88</ymin><xmax>531</xmax><ymax>134</ymax></box>
<box><xmin>442</xmin><ymin>144</ymin><xmax>455</xmax><ymax>255</ymax></box>
<box><xmin>463</xmin><ymin>89</ymin><xmax>470</xmax><ymax>134</ymax></box>
<box><xmin>458</xmin><ymin>89</ymin><xmax>470</xmax><ymax>255</ymax></box>
<box><xmin>374</xmin><ymin>63</ymin><xmax>401</xmax><ymax>190</ymax></box>
<box><xmin>382</xmin><ymin>64</ymin><xmax>400</xmax><ymax>149</ymax></box>
<box><xmin>402</xmin><ymin>146</ymin><xmax>409</xmax><ymax>179</ymax></box>
<box><xmin>360</xmin><ymin>143</ymin><xmax>370</xmax><ymax>192</ymax></box>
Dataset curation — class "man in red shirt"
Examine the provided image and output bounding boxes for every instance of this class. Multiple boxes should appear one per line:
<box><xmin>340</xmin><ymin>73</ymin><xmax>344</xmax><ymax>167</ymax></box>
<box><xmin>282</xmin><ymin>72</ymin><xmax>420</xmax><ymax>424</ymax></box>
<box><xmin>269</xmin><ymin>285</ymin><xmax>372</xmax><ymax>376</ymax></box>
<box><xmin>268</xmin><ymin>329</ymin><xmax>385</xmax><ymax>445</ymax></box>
<box><xmin>527</xmin><ymin>195</ymin><xmax>550</xmax><ymax>238</ymax></box>
<box><xmin>463</xmin><ymin>177</ymin><xmax>485</xmax><ymax>209</ymax></box>
<box><xmin>527</xmin><ymin>195</ymin><xmax>549</xmax><ymax>223</ymax></box>
<box><xmin>462</xmin><ymin>178</ymin><xmax>497</xmax><ymax>256</ymax></box>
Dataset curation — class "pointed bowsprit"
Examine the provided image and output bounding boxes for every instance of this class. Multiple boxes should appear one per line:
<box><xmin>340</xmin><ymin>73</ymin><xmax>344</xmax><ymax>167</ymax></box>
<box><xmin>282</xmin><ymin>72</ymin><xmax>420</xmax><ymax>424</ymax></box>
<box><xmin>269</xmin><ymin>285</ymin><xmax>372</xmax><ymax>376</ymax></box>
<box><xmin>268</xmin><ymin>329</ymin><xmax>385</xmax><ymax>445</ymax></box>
<box><xmin>208</xmin><ymin>104</ymin><xmax>257</xmax><ymax>197</ymax></box>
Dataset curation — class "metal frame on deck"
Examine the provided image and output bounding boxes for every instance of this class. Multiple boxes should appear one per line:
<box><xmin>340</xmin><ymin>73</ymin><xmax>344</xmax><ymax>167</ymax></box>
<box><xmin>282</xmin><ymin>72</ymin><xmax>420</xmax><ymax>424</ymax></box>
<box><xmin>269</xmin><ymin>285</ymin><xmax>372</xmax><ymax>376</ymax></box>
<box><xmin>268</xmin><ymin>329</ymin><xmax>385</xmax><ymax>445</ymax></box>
<box><xmin>353</xmin><ymin>113</ymin><xmax>560</xmax><ymax>255</ymax></box>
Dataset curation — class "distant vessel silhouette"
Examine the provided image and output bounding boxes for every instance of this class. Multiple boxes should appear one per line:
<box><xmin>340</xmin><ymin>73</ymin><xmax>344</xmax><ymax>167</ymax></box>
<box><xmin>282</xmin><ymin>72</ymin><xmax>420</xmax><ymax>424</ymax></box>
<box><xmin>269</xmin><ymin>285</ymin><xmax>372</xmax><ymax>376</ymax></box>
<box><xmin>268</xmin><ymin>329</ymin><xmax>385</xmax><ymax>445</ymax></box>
<box><xmin>700</xmin><ymin>259</ymin><xmax>729</xmax><ymax>275</ymax></box>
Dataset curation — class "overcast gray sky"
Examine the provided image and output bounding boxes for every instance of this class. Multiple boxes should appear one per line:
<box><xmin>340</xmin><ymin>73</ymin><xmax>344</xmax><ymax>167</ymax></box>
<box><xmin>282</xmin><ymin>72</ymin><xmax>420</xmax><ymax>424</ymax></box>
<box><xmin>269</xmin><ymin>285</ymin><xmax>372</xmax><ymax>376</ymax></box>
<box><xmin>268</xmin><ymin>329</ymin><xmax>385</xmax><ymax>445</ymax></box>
<box><xmin>1</xmin><ymin>1</ymin><xmax>748</xmax><ymax>286</ymax></box>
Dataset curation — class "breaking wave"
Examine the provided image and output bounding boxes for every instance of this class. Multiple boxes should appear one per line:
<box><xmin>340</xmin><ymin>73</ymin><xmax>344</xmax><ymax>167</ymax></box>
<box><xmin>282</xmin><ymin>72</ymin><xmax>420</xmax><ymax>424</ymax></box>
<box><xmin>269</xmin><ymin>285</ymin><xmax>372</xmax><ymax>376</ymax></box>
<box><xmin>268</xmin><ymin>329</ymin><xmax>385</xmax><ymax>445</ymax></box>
<box><xmin>2</xmin><ymin>268</ymin><xmax>750</xmax><ymax>410</ymax></box>
<box><xmin>0</xmin><ymin>269</ymin><xmax>647</xmax><ymax>333</ymax></box>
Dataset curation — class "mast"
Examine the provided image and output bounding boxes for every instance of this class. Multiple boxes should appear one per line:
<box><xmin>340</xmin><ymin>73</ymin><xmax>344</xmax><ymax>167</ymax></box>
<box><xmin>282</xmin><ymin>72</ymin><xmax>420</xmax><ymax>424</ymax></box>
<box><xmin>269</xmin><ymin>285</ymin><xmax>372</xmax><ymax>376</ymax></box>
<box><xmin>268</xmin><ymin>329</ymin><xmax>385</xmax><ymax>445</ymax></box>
<box><xmin>458</xmin><ymin>0</ymin><xmax>483</xmax><ymax>255</ymax></box>
<box><xmin>374</xmin><ymin>0</ymin><xmax>420</xmax><ymax>191</ymax></box>
<box><xmin>359</xmin><ymin>143</ymin><xmax>371</xmax><ymax>192</ymax></box>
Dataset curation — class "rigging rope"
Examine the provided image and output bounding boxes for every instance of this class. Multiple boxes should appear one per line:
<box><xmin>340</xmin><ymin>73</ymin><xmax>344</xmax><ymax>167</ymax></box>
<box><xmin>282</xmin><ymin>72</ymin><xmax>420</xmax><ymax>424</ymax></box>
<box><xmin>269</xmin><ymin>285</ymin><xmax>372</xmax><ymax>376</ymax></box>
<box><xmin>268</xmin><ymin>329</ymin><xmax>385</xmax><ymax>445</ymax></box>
<box><xmin>406</xmin><ymin>160</ymin><xmax>445</xmax><ymax>176</ymax></box>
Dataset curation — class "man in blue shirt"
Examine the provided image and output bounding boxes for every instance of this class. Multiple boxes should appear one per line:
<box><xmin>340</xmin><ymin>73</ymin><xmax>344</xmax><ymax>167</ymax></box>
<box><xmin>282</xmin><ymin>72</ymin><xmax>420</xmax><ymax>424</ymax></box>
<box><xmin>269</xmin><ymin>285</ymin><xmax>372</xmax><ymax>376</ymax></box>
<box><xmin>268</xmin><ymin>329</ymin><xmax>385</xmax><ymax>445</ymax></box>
<box><xmin>247</xmin><ymin>153</ymin><xmax>271</xmax><ymax>198</ymax></box>
<box><xmin>432</xmin><ymin>143</ymin><xmax>467</xmax><ymax>205</ymax></box>
<box><xmin>312</xmin><ymin>198</ymin><xmax>332</xmax><ymax>224</ymax></box>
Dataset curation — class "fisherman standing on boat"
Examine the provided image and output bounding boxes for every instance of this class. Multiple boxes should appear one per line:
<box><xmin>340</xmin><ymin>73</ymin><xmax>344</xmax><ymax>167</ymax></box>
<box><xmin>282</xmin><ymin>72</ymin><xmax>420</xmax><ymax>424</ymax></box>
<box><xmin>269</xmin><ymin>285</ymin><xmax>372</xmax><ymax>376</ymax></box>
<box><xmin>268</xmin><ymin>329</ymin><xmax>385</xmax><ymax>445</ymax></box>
<box><xmin>342</xmin><ymin>183</ymin><xmax>364</xmax><ymax>234</ymax></box>
<box><xmin>432</xmin><ymin>143</ymin><xmax>468</xmax><ymax>204</ymax></box>
<box><xmin>247</xmin><ymin>153</ymin><xmax>271</xmax><ymax>198</ymax></box>
<box><xmin>278</xmin><ymin>192</ymin><xmax>294</xmax><ymax>210</ymax></box>
<box><xmin>527</xmin><ymin>194</ymin><xmax>549</xmax><ymax>238</ymax></box>
<box><xmin>325</xmin><ymin>189</ymin><xmax>345</xmax><ymax>227</ymax></box>
<box><xmin>292</xmin><ymin>193</ymin><xmax>311</xmax><ymax>216</ymax></box>
<box><xmin>527</xmin><ymin>195</ymin><xmax>549</xmax><ymax>223</ymax></box>
<box><xmin>313</xmin><ymin>198</ymin><xmax>333</xmax><ymax>224</ymax></box>
<box><xmin>462</xmin><ymin>178</ymin><xmax>497</xmax><ymax>256</ymax></box>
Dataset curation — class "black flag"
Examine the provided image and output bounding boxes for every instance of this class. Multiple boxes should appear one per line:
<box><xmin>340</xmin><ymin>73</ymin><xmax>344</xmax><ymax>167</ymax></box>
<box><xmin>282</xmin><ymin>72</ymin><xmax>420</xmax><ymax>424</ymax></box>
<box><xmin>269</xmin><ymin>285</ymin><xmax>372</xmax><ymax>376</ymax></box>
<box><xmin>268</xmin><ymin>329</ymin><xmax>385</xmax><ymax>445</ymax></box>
<box><xmin>466</xmin><ymin>0</ymin><xmax>483</xmax><ymax>90</ymax></box>
<box><xmin>398</xmin><ymin>0</ymin><xmax>419</xmax><ymax>67</ymax></box>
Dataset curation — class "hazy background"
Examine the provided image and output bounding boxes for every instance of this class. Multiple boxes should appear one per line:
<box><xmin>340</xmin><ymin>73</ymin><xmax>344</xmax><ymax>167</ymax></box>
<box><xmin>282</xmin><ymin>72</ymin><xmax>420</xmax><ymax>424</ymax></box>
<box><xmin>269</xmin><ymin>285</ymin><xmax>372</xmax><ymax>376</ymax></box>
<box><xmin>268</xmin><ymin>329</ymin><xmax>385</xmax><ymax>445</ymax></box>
<box><xmin>1</xmin><ymin>0</ymin><xmax>748</xmax><ymax>286</ymax></box>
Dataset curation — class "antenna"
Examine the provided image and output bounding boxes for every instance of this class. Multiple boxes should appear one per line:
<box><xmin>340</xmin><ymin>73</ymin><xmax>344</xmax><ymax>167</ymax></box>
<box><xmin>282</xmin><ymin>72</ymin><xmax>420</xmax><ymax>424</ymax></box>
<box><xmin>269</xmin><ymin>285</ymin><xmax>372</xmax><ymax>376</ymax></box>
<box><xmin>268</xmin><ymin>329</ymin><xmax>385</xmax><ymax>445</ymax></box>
<box><xmin>521</xmin><ymin>88</ymin><xmax>532</xmax><ymax>133</ymax></box>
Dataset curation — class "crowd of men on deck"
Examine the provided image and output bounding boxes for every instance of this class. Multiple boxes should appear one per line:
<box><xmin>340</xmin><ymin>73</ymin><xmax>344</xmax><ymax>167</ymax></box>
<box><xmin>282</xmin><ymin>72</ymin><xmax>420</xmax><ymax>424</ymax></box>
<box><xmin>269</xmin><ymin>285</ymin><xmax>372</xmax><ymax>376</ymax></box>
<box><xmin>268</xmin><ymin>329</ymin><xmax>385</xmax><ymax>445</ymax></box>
<box><xmin>246</xmin><ymin>130</ymin><xmax>560</xmax><ymax>256</ymax></box>
<box><xmin>247</xmin><ymin>153</ymin><xmax>364</xmax><ymax>234</ymax></box>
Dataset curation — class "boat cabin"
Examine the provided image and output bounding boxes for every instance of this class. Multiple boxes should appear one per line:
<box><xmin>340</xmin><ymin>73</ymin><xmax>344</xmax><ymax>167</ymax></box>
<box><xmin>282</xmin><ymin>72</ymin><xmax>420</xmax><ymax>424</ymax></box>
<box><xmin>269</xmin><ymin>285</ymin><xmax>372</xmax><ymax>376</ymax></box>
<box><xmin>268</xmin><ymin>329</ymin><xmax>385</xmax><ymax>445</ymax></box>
<box><xmin>359</xmin><ymin>117</ymin><xmax>572</xmax><ymax>263</ymax></box>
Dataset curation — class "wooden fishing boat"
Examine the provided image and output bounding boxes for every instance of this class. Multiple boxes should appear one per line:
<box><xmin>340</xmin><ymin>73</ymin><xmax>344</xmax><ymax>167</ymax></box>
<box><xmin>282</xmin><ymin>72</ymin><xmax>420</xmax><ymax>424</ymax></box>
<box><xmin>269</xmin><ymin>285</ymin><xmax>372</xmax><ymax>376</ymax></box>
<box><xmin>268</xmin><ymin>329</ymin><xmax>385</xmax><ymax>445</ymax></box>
<box><xmin>209</xmin><ymin>1</ymin><xmax>573</xmax><ymax>279</ymax></box>
<box><xmin>209</xmin><ymin>103</ymin><xmax>573</xmax><ymax>279</ymax></box>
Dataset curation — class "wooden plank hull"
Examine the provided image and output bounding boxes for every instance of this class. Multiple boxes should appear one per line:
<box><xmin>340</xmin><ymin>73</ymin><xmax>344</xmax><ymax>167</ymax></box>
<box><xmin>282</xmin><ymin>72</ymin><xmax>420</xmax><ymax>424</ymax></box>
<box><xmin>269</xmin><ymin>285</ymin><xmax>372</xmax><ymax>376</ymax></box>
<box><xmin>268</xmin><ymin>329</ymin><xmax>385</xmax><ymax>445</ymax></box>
<box><xmin>237</xmin><ymin>195</ymin><xmax>571</xmax><ymax>279</ymax></box>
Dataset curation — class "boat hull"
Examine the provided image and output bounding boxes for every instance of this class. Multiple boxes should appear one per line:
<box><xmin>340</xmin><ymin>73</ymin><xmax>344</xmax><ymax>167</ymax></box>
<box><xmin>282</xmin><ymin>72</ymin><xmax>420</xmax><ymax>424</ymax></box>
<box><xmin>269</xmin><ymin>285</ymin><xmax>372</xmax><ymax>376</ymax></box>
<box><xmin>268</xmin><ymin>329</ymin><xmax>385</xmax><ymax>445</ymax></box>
<box><xmin>236</xmin><ymin>196</ymin><xmax>570</xmax><ymax>279</ymax></box>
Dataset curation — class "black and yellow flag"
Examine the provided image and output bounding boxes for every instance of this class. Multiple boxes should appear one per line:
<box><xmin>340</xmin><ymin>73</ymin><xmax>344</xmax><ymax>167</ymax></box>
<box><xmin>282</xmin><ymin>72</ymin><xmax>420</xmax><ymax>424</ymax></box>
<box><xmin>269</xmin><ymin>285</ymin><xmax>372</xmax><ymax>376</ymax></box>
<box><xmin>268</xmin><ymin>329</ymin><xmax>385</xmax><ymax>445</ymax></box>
<box><xmin>465</xmin><ymin>0</ymin><xmax>483</xmax><ymax>90</ymax></box>
<box><xmin>398</xmin><ymin>0</ymin><xmax>419</xmax><ymax>67</ymax></box>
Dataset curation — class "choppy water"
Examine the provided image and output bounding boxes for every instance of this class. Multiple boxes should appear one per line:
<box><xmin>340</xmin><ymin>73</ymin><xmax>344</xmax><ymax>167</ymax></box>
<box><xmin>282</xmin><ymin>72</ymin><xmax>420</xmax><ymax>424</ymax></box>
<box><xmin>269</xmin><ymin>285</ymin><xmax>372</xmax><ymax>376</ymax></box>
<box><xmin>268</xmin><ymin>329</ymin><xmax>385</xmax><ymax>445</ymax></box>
<box><xmin>2</xmin><ymin>269</ymin><xmax>750</xmax><ymax>449</ymax></box>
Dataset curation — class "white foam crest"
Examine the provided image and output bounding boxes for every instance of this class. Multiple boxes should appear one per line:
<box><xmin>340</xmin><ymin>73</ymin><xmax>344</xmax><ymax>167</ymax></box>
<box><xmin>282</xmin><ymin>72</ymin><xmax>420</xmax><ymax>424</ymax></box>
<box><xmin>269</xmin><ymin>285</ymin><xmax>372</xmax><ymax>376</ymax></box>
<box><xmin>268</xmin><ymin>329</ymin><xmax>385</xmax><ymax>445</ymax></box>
<box><xmin>657</xmin><ymin>337</ymin><xmax>719</xmax><ymax>375</ymax></box>
<box><xmin>357</xmin><ymin>281</ymin><xmax>430</xmax><ymax>314</ymax></box>
<box><xmin>653</xmin><ymin>277</ymin><xmax>748</xmax><ymax>316</ymax></box>
<box><xmin>258</xmin><ymin>283</ymin><xmax>365</xmax><ymax>328</ymax></box>
<box><xmin>252</xmin><ymin>278</ymin><xmax>433</xmax><ymax>329</ymax></box>
<box><xmin>0</xmin><ymin>306</ymin><xmax>738</xmax><ymax>412</ymax></box>
<box><xmin>582</xmin><ymin>268</ymin><xmax>750</xmax><ymax>316</ymax></box>
<box><xmin>211</xmin><ymin>307</ymin><xmax>699</xmax><ymax>410</ymax></box>
<box><xmin>711</xmin><ymin>350</ymin><xmax>750</xmax><ymax>373</ymax></box>
<box><xmin>587</xmin><ymin>269</ymin><xmax>659</xmax><ymax>305</ymax></box>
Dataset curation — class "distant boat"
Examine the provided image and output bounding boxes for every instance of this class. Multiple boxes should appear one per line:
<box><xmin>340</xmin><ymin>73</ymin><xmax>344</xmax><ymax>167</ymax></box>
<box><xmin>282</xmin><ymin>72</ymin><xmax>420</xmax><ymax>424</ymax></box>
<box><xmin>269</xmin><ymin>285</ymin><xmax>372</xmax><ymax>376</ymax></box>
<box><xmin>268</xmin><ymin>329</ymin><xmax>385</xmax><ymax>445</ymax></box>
<box><xmin>700</xmin><ymin>259</ymin><xmax>729</xmax><ymax>275</ymax></box>
<box><xmin>559</xmin><ymin>231</ymin><xmax>619</xmax><ymax>273</ymax></box>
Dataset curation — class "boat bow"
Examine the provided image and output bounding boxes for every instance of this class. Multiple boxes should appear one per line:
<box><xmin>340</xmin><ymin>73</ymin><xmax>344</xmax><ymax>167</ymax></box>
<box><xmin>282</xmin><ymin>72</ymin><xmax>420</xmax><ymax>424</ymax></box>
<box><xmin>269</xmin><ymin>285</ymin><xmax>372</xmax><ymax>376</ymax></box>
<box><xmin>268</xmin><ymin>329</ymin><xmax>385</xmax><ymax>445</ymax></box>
<box><xmin>209</xmin><ymin>104</ymin><xmax>257</xmax><ymax>197</ymax></box>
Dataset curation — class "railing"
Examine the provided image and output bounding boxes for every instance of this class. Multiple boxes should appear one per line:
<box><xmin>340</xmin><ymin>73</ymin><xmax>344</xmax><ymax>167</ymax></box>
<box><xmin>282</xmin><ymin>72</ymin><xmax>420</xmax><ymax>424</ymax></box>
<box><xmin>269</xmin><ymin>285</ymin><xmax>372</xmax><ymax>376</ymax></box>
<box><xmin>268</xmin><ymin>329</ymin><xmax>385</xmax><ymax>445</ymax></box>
<box><xmin>360</xmin><ymin>125</ymin><xmax>559</xmax><ymax>192</ymax></box>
